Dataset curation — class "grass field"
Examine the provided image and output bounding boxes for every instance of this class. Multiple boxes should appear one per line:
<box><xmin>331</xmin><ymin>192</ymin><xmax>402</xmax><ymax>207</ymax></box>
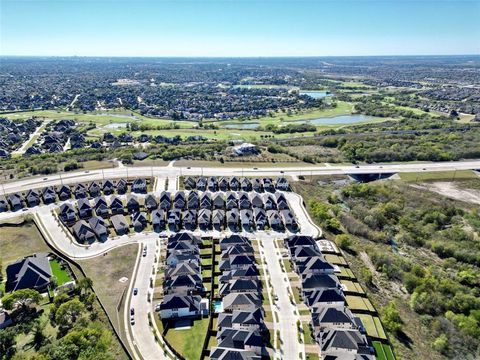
<box><xmin>302</xmin><ymin>322</ymin><xmax>315</xmax><ymax>344</ymax></box>
<box><xmin>324</xmin><ymin>254</ymin><xmax>348</xmax><ymax>265</ymax></box>
<box><xmin>373</xmin><ymin>341</ymin><xmax>396</xmax><ymax>360</ymax></box>
<box><xmin>0</xmin><ymin>218</ymin><xmax>50</xmax><ymax>272</ymax></box>
<box><xmin>49</xmin><ymin>259</ymin><xmax>73</xmax><ymax>285</ymax></box>
<box><xmin>345</xmin><ymin>295</ymin><xmax>376</xmax><ymax>312</ymax></box>
<box><xmin>355</xmin><ymin>313</ymin><xmax>387</xmax><ymax>339</ymax></box>
<box><xmin>399</xmin><ymin>170</ymin><xmax>477</xmax><ymax>182</ymax></box>
<box><xmin>340</xmin><ymin>280</ymin><xmax>365</xmax><ymax>294</ymax></box>
<box><xmin>165</xmin><ymin>318</ymin><xmax>209</xmax><ymax>360</ymax></box>
<box><xmin>77</xmin><ymin>243</ymin><xmax>139</xmax><ymax>332</ymax></box>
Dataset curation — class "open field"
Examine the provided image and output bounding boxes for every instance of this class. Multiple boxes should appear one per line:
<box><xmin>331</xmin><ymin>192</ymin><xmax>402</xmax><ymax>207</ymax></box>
<box><xmin>398</xmin><ymin>170</ymin><xmax>477</xmax><ymax>182</ymax></box>
<box><xmin>0</xmin><ymin>218</ymin><xmax>50</xmax><ymax>271</ymax></box>
<box><xmin>164</xmin><ymin>318</ymin><xmax>209</xmax><ymax>360</ymax></box>
<box><xmin>77</xmin><ymin>243</ymin><xmax>139</xmax><ymax>332</ymax></box>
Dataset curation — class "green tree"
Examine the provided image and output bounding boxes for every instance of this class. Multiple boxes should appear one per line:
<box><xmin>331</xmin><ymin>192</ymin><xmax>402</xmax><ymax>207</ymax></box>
<box><xmin>382</xmin><ymin>301</ymin><xmax>402</xmax><ymax>334</ymax></box>
<box><xmin>55</xmin><ymin>299</ymin><xmax>85</xmax><ymax>329</ymax></box>
<box><xmin>335</xmin><ymin>234</ymin><xmax>352</xmax><ymax>250</ymax></box>
<box><xmin>1</xmin><ymin>289</ymin><xmax>42</xmax><ymax>312</ymax></box>
<box><xmin>432</xmin><ymin>333</ymin><xmax>449</xmax><ymax>354</ymax></box>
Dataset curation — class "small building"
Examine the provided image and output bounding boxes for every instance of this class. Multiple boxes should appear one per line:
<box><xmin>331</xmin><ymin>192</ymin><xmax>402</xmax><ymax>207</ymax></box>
<box><xmin>132</xmin><ymin>212</ymin><xmax>148</xmax><ymax>232</ymax></box>
<box><xmin>6</xmin><ymin>253</ymin><xmax>52</xmax><ymax>292</ymax></box>
<box><xmin>77</xmin><ymin>198</ymin><xmax>93</xmax><ymax>219</ymax></box>
<box><xmin>42</xmin><ymin>187</ymin><xmax>57</xmax><ymax>204</ymax></box>
<box><xmin>111</xmin><ymin>214</ymin><xmax>129</xmax><ymax>235</ymax></box>
<box><xmin>159</xmin><ymin>294</ymin><xmax>207</xmax><ymax>320</ymax></box>
<box><xmin>59</xmin><ymin>203</ymin><xmax>76</xmax><ymax>223</ymax></box>
<box><xmin>144</xmin><ymin>194</ymin><xmax>158</xmax><ymax>212</ymax></box>
<box><xmin>8</xmin><ymin>193</ymin><xmax>24</xmax><ymax>211</ymax></box>
<box><xmin>72</xmin><ymin>220</ymin><xmax>96</xmax><ymax>243</ymax></box>
<box><xmin>132</xmin><ymin>178</ymin><xmax>147</xmax><ymax>193</ymax></box>
<box><xmin>56</xmin><ymin>185</ymin><xmax>71</xmax><ymax>201</ymax></box>
<box><xmin>110</xmin><ymin>196</ymin><xmax>124</xmax><ymax>215</ymax></box>
<box><xmin>88</xmin><ymin>216</ymin><xmax>108</xmax><ymax>240</ymax></box>
<box><xmin>152</xmin><ymin>208</ymin><xmax>165</xmax><ymax>232</ymax></box>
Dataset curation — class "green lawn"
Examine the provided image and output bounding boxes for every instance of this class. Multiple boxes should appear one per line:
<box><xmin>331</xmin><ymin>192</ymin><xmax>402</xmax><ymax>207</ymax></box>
<box><xmin>345</xmin><ymin>295</ymin><xmax>375</xmax><ymax>312</ymax></box>
<box><xmin>49</xmin><ymin>259</ymin><xmax>72</xmax><ymax>285</ymax></box>
<box><xmin>165</xmin><ymin>318</ymin><xmax>209</xmax><ymax>360</ymax></box>
<box><xmin>399</xmin><ymin>170</ymin><xmax>477</xmax><ymax>182</ymax></box>
<box><xmin>355</xmin><ymin>314</ymin><xmax>387</xmax><ymax>339</ymax></box>
<box><xmin>373</xmin><ymin>341</ymin><xmax>396</xmax><ymax>360</ymax></box>
<box><xmin>302</xmin><ymin>323</ymin><xmax>315</xmax><ymax>344</ymax></box>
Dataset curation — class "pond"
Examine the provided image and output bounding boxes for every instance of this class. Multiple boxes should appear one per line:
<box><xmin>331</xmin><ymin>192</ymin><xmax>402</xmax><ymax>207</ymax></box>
<box><xmin>104</xmin><ymin>122</ymin><xmax>128</xmax><ymax>129</ymax></box>
<box><xmin>292</xmin><ymin>114</ymin><xmax>372</xmax><ymax>125</ymax></box>
<box><xmin>221</xmin><ymin>122</ymin><xmax>260</xmax><ymax>129</ymax></box>
<box><xmin>300</xmin><ymin>91</ymin><xmax>331</xmax><ymax>99</ymax></box>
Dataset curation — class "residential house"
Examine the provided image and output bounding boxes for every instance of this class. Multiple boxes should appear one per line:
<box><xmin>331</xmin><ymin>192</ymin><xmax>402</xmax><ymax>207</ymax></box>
<box><xmin>213</xmin><ymin>193</ymin><xmax>225</xmax><ymax>209</ymax></box>
<box><xmin>152</xmin><ymin>209</ymin><xmax>165</xmax><ymax>232</ymax></box>
<box><xmin>220</xmin><ymin>254</ymin><xmax>256</xmax><ymax>271</ymax></box>
<box><xmin>110</xmin><ymin>196</ymin><xmax>124</xmax><ymax>215</ymax></box>
<box><xmin>132</xmin><ymin>212</ymin><xmax>148</xmax><ymax>232</ymax></box>
<box><xmin>59</xmin><ymin>203</ymin><xmax>76</xmax><ymax>223</ymax></box>
<box><xmin>198</xmin><ymin>208</ymin><xmax>211</xmax><ymax>230</ymax></box>
<box><xmin>226</xmin><ymin>192</ymin><xmax>238</xmax><ymax>210</ymax></box>
<box><xmin>252</xmin><ymin>179</ymin><xmax>263</xmax><ymax>193</ymax></box>
<box><xmin>164</xmin><ymin>274</ymin><xmax>203</xmax><ymax>295</ymax></box>
<box><xmin>217</xmin><ymin>308</ymin><xmax>265</xmax><ymax>332</ymax></box>
<box><xmin>42</xmin><ymin>187</ymin><xmax>56</xmax><ymax>204</ymax></box>
<box><xmin>102</xmin><ymin>180</ymin><xmax>115</xmax><ymax>195</ymax></box>
<box><xmin>94</xmin><ymin>196</ymin><xmax>109</xmax><ymax>218</ymax></box>
<box><xmin>184</xmin><ymin>177</ymin><xmax>196</xmax><ymax>190</ymax></box>
<box><xmin>267</xmin><ymin>210</ymin><xmax>282</xmax><ymax>231</ymax></box>
<box><xmin>209</xmin><ymin>348</ymin><xmax>260</xmax><ymax>360</ymax></box>
<box><xmin>219</xmin><ymin>235</ymin><xmax>250</xmax><ymax>251</ymax></box>
<box><xmin>126</xmin><ymin>195</ymin><xmax>140</xmax><ymax>213</ymax></box>
<box><xmin>159</xmin><ymin>294</ymin><xmax>207</xmax><ymax>319</ymax></box>
<box><xmin>304</xmin><ymin>288</ymin><xmax>346</xmax><ymax>310</ymax></box>
<box><xmin>144</xmin><ymin>194</ymin><xmax>158</xmax><ymax>211</ymax></box>
<box><xmin>110</xmin><ymin>214</ymin><xmax>129</xmax><ymax>235</ymax></box>
<box><xmin>159</xmin><ymin>191</ymin><xmax>171</xmax><ymax>210</ymax></box>
<box><xmin>56</xmin><ymin>185</ymin><xmax>71</xmax><ymax>201</ymax></box>
<box><xmin>301</xmin><ymin>274</ymin><xmax>341</xmax><ymax>292</ymax></box>
<box><xmin>311</xmin><ymin>306</ymin><xmax>357</xmax><ymax>333</ymax></box>
<box><xmin>8</xmin><ymin>193</ymin><xmax>23</xmax><ymax>211</ymax></box>
<box><xmin>187</xmin><ymin>191</ymin><xmax>199</xmax><ymax>210</ymax></box>
<box><xmin>166</xmin><ymin>262</ymin><xmax>200</xmax><ymax>278</ymax></box>
<box><xmin>173</xmin><ymin>191</ymin><xmax>186</xmax><ymax>210</ymax></box>
<box><xmin>166</xmin><ymin>249</ymin><xmax>200</xmax><ymax>268</ymax></box>
<box><xmin>207</xmin><ymin>176</ymin><xmax>218</xmax><ymax>192</ymax></box>
<box><xmin>25</xmin><ymin>189</ymin><xmax>40</xmax><ymax>207</ymax></box>
<box><xmin>167</xmin><ymin>209</ymin><xmax>181</xmax><ymax>230</ymax></box>
<box><xmin>216</xmin><ymin>328</ymin><xmax>267</xmax><ymax>357</ymax></box>
<box><xmin>196</xmin><ymin>177</ymin><xmax>207</xmax><ymax>191</ymax></box>
<box><xmin>77</xmin><ymin>198</ymin><xmax>93</xmax><ymax>219</ymax></box>
<box><xmin>74</xmin><ymin>184</ymin><xmax>88</xmax><ymax>199</ymax></box>
<box><xmin>0</xmin><ymin>197</ymin><xmax>9</xmax><ymax>212</ymax></box>
<box><xmin>6</xmin><ymin>253</ymin><xmax>52</xmax><ymax>292</ymax></box>
<box><xmin>263</xmin><ymin>194</ymin><xmax>277</xmax><ymax>210</ymax></box>
<box><xmin>240</xmin><ymin>177</ymin><xmax>252</xmax><ymax>192</ymax></box>
<box><xmin>229</xmin><ymin>177</ymin><xmax>240</xmax><ymax>191</ymax></box>
<box><xmin>199</xmin><ymin>192</ymin><xmax>212</xmax><ymax>209</ymax></box>
<box><xmin>72</xmin><ymin>220</ymin><xmax>96</xmax><ymax>243</ymax></box>
<box><xmin>88</xmin><ymin>216</ymin><xmax>108</xmax><ymax>240</ymax></box>
<box><xmin>262</xmin><ymin>178</ymin><xmax>275</xmax><ymax>192</ymax></box>
<box><xmin>116</xmin><ymin>179</ymin><xmax>128</xmax><ymax>194</ymax></box>
<box><xmin>132</xmin><ymin>178</ymin><xmax>147</xmax><ymax>193</ymax></box>
<box><xmin>280</xmin><ymin>209</ymin><xmax>297</xmax><ymax>230</ymax></box>
<box><xmin>212</xmin><ymin>209</ymin><xmax>225</xmax><ymax>229</ymax></box>
<box><xmin>88</xmin><ymin>181</ymin><xmax>102</xmax><ymax>198</ymax></box>
<box><xmin>253</xmin><ymin>208</ymin><xmax>267</xmax><ymax>230</ymax></box>
<box><xmin>182</xmin><ymin>210</ymin><xmax>197</xmax><ymax>230</ymax></box>
<box><xmin>223</xmin><ymin>292</ymin><xmax>261</xmax><ymax>313</ymax></box>
<box><xmin>295</xmin><ymin>256</ymin><xmax>335</xmax><ymax>276</ymax></box>
<box><xmin>238</xmin><ymin>192</ymin><xmax>251</xmax><ymax>209</ymax></box>
<box><xmin>275</xmin><ymin>177</ymin><xmax>289</xmax><ymax>191</ymax></box>
<box><xmin>318</xmin><ymin>329</ymin><xmax>374</xmax><ymax>359</ymax></box>
<box><xmin>219</xmin><ymin>279</ymin><xmax>259</xmax><ymax>297</ymax></box>
<box><xmin>249</xmin><ymin>193</ymin><xmax>264</xmax><ymax>208</ymax></box>
<box><xmin>218</xmin><ymin>177</ymin><xmax>229</xmax><ymax>191</ymax></box>
<box><xmin>226</xmin><ymin>208</ymin><xmax>239</xmax><ymax>230</ymax></box>
<box><xmin>275</xmin><ymin>193</ymin><xmax>289</xmax><ymax>210</ymax></box>
<box><xmin>240</xmin><ymin>209</ymin><xmax>254</xmax><ymax>231</ymax></box>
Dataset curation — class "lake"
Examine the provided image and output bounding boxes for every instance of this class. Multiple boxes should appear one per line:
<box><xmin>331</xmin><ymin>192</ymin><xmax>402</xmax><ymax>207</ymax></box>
<box><xmin>300</xmin><ymin>91</ymin><xmax>331</xmax><ymax>99</ymax></box>
<box><xmin>222</xmin><ymin>122</ymin><xmax>260</xmax><ymax>129</ymax></box>
<box><xmin>292</xmin><ymin>114</ymin><xmax>372</xmax><ymax>125</ymax></box>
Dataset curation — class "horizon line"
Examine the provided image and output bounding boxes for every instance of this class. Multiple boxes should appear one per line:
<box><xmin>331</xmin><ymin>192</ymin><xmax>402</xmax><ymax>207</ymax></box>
<box><xmin>1</xmin><ymin>54</ymin><xmax>479</xmax><ymax>59</ymax></box>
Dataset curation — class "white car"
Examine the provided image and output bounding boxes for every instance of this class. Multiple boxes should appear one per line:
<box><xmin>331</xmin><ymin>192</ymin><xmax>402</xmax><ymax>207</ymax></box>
<box><xmin>130</xmin><ymin>316</ymin><xmax>135</xmax><ymax>325</ymax></box>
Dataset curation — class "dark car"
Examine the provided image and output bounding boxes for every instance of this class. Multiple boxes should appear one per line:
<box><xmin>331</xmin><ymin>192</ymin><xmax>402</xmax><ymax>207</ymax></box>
<box><xmin>133</xmin><ymin>288</ymin><xmax>138</xmax><ymax>295</ymax></box>
<box><xmin>130</xmin><ymin>308</ymin><xmax>135</xmax><ymax>316</ymax></box>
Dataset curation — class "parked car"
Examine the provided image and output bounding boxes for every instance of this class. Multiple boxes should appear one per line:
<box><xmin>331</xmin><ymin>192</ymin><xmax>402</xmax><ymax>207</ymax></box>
<box><xmin>130</xmin><ymin>308</ymin><xmax>135</xmax><ymax>316</ymax></box>
<box><xmin>130</xmin><ymin>316</ymin><xmax>135</xmax><ymax>325</ymax></box>
<box><xmin>133</xmin><ymin>288</ymin><xmax>138</xmax><ymax>295</ymax></box>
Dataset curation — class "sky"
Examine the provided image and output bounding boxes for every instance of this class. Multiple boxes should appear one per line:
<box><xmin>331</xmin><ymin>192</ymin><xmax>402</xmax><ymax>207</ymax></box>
<box><xmin>1</xmin><ymin>0</ymin><xmax>479</xmax><ymax>57</ymax></box>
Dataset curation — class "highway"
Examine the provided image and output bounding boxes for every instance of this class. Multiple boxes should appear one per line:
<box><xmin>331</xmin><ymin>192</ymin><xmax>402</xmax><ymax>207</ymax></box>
<box><xmin>1</xmin><ymin>159</ymin><xmax>480</xmax><ymax>195</ymax></box>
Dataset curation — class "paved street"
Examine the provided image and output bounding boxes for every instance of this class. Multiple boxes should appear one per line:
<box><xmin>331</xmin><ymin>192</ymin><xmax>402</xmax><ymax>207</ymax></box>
<box><xmin>1</xmin><ymin>159</ymin><xmax>480</xmax><ymax>194</ymax></box>
<box><xmin>260</xmin><ymin>234</ymin><xmax>303</xmax><ymax>360</ymax></box>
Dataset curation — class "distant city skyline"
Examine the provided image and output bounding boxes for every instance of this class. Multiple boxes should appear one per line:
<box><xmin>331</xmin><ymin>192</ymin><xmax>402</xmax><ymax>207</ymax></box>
<box><xmin>1</xmin><ymin>0</ymin><xmax>479</xmax><ymax>57</ymax></box>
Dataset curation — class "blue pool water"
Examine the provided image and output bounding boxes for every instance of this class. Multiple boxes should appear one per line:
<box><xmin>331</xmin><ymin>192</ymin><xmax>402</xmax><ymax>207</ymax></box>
<box><xmin>214</xmin><ymin>300</ymin><xmax>223</xmax><ymax>313</ymax></box>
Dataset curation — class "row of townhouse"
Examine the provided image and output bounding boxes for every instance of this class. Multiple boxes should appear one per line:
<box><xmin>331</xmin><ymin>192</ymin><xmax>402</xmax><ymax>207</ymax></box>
<box><xmin>285</xmin><ymin>235</ymin><xmax>375</xmax><ymax>360</ymax></box>
<box><xmin>0</xmin><ymin>178</ymin><xmax>148</xmax><ymax>213</ymax></box>
<box><xmin>184</xmin><ymin>176</ymin><xmax>289</xmax><ymax>192</ymax></box>
<box><xmin>210</xmin><ymin>235</ymin><xmax>269</xmax><ymax>360</ymax></box>
<box><xmin>160</xmin><ymin>232</ymin><xmax>209</xmax><ymax>320</ymax></box>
